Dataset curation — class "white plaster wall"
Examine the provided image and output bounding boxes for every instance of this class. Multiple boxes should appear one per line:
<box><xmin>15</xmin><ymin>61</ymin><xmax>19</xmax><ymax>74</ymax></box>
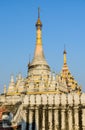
<box><xmin>30</xmin><ymin>95</ymin><xmax>35</xmax><ymax>105</ymax></box>
<box><xmin>74</xmin><ymin>93</ymin><xmax>80</xmax><ymax>105</ymax></box>
<box><xmin>68</xmin><ymin>94</ymin><xmax>73</xmax><ymax>105</ymax></box>
<box><xmin>54</xmin><ymin>94</ymin><xmax>60</xmax><ymax>106</ymax></box>
<box><xmin>36</xmin><ymin>95</ymin><xmax>41</xmax><ymax>105</ymax></box>
<box><xmin>41</xmin><ymin>94</ymin><xmax>47</xmax><ymax>105</ymax></box>
<box><xmin>48</xmin><ymin>94</ymin><xmax>54</xmax><ymax>105</ymax></box>
<box><xmin>23</xmin><ymin>95</ymin><xmax>29</xmax><ymax>105</ymax></box>
<box><xmin>61</xmin><ymin>94</ymin><xmax>67</xmax><ymax>105</ymax></box>
<box><xmin>1</xmin><ymin>93</ymin><xmax>85</xmax><ymax>107</ymax></box>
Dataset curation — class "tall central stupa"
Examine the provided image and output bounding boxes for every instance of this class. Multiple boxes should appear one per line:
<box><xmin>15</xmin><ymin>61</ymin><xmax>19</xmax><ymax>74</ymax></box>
<box><xmin>27</xmin><ymin>8</ymin><xmax>50</xmax><ymax>81</ymax></box>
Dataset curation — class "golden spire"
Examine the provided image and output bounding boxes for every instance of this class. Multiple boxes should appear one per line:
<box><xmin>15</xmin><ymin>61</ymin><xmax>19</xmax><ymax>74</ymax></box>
<box><xmin>62</xmin><ymin>46</ymin><xmax>69</xmax><ymax>79</ymax></box>
<box><xmin>28</xmin><ymin>8</ymin><xmax>50</xmax><ymax>77</ymax></box>
<box><xmin>63</xmin><ymin>45</ymin><xmax>67</xmax><ymax>64</ymax></box>
<box><xmin>38</xmin><ymin>7</ymin><xmax>40</xmax><ymax>18</ymax></box>
<box><xmin>33</xmin><ymin>7</ymin><xmax>44</xmax><ymax>58</ymax></box>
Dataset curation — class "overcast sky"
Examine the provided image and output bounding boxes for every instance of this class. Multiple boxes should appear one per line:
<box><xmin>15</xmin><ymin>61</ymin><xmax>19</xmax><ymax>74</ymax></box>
<box><xmin>0</xmin><ymin>0</ymin><xmax>85</xmax><ymax>93</ymax></box>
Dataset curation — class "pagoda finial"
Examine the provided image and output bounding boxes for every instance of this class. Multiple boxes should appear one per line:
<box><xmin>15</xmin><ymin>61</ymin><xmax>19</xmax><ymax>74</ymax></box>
<box><xmin>36</xmin><ymin>7</ymin><xmax>42</xmax><ymax>28</ymax></box>
<box><xmin>64</xmin><ymin>44</ymin><xmax>66</xmax><ymax>50</ymax></box>
<box><xmin>63</xmin><ymin>44</ymin><xmax>67</xmax><ymax>64</ymax></box>
<box><xmin>38</xmin><ymin>7</ymin><xmax>40</xmax><ymax>18</ymax></box>
<box><xmin>63</xmin><ymin>44</ymin><xmax>67</xmax><ymax>54</ymax></box>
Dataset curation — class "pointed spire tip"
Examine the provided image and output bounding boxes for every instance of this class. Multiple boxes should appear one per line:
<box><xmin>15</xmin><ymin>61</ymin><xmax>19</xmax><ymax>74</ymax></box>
<box><xmin>63</xmin><ymin>44</ymin><xmax>67</xmax><ymax>54</ymax></box>
<box><xmin>38</xmin><ymin>7</ymin><xmax>40</xmax><ymax>18</ymax></box>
